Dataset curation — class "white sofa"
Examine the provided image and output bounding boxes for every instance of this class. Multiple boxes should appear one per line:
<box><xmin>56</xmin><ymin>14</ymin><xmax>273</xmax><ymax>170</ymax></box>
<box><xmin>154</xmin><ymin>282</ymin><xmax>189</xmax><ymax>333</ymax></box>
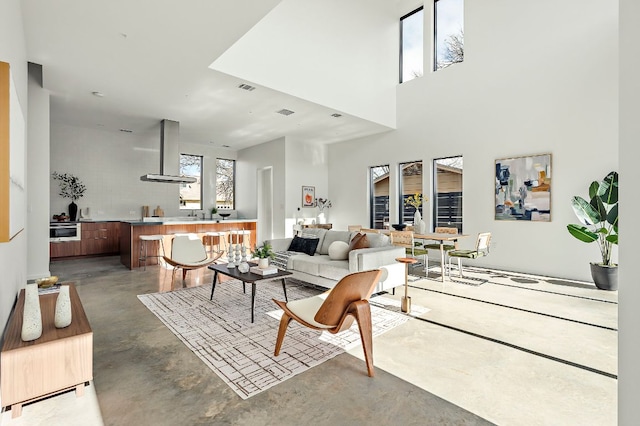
<box><xmin>265</xmin><ymin>228</ymin><xmax>406</xmax><ymax>293</ymax></box>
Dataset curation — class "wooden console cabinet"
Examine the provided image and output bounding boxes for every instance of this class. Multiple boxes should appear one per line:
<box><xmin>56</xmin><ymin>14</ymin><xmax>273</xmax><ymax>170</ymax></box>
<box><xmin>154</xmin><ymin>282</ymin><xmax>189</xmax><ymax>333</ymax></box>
<box><xmin>1</xmin><ymin>284</ymin><xmax>93</xmax><ymax>418</ymax></box>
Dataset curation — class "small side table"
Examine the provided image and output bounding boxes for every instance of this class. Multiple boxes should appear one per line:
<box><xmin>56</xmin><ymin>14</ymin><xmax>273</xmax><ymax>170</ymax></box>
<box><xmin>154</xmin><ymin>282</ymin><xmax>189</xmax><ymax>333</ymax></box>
<box><xmin>396</xmin><ymin>257</ymin><xmax>418</xmax><ymax>313</ymax></box>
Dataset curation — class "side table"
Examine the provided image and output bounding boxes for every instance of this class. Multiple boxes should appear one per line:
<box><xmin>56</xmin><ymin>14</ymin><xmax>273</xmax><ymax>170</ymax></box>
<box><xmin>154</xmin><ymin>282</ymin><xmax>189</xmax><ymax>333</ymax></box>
<box><xmin>396</xmin><ymin>257</ymin><xmax>418</xmax><ymax>313</ymax></box>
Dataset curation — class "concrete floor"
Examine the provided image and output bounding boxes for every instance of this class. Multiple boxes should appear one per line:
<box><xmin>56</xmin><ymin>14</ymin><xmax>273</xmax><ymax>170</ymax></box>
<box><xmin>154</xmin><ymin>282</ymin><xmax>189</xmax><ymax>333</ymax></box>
<box><xmin>1</xmin><ymin>257</ymin><xmax>617</xmax><ymax>425</ymax></box>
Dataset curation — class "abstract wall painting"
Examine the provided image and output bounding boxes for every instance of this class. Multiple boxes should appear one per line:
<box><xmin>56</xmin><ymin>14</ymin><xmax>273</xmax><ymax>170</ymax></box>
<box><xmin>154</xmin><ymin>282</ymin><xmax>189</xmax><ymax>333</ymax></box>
<box><xmin>495</xmin><ymin>153</ymin><xmax>551</xmax><ymax>221</ymax></box>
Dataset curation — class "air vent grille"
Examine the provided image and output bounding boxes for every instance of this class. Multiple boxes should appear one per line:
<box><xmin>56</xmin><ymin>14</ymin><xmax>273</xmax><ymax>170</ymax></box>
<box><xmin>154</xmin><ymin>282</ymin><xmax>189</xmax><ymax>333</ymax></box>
<box><xmin>238</xmin><ymin>83</ymin><xmax>256</xmax><ymax>91</ymax></box>
<box><xmin>119</xmin><ymin>128</ymin><xmax>133</xmax><ymax>133</ymax></box>
<box><xmin>276</xmin><ymin>109</ymin><xmax>295</xmax><ymax>116</ymax></box>
<box><xmin>331</xmin><ymin>113</ymin><xmax>342</xmax><ymax>118</ymax></box>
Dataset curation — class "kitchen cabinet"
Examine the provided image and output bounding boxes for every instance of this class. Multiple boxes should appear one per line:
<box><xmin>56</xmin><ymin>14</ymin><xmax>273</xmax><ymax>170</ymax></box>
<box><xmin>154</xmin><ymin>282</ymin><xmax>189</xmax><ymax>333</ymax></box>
<box><xmin>50</xmin><ymin>240</ymin><xmax>82</xmax><ymax>258</ymax></box>
<box><xmin>81</xmin><ymin>222</ymin><xmax>120</xmax><ymax>255</ymax></box>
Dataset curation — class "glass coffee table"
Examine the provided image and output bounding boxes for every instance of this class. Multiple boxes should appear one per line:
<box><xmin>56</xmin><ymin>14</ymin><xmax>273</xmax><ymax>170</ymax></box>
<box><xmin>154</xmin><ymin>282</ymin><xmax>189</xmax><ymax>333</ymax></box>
<box><xmin>208</xmin><ymin>263</ymin><xmax>293</xmax><ymax>323</ymax></box>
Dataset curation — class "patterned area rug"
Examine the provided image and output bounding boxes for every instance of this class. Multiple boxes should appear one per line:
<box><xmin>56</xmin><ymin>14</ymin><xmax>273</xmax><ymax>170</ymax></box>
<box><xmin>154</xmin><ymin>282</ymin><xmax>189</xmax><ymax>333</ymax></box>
<box><xmin>138</xmin><ymin>280</ymin><xmax>415</xmax><ymax>399</ymax></box>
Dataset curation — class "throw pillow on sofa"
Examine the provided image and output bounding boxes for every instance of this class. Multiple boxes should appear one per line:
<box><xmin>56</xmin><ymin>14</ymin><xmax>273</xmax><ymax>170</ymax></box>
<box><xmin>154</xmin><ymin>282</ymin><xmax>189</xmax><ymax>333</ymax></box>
<box><xmin>288</xmin><ymin>236</ymin><xmax>319</xmax><ymax>256</ymax></box>
<box><xmin>348</xmin><ymin>233</ymin><xmax>369</xmax><ymax>251</ymax></box>
<box><xmin>328</xmin><ymin>241</ymin><xmax>350</xmax><ymax>260</ymax></box>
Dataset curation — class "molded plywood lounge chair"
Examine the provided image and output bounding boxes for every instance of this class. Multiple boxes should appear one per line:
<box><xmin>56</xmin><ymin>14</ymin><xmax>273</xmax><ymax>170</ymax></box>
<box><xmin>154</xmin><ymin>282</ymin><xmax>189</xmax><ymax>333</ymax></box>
<box><xmin>163</xmin><ymin>234</ymin><xmax>222</xmax><ymax>283</ymax></box>
<box><xmin>272</xmin><ymin>269</ymin><xmax>383</xmax><ymax>377</ymax></box>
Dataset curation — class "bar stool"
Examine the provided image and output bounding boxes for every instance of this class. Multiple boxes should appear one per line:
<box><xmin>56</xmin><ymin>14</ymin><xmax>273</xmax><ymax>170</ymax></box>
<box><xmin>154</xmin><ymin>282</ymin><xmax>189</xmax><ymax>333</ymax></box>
<box><xmin>139</xmin><ymin>235</ymin><xmax>166</xmax><ymax>270</ymax></box>
<box><xmin>203</xmin><ymin>231</ymin><xmax>227</xmax><ymax>256</ymax></box>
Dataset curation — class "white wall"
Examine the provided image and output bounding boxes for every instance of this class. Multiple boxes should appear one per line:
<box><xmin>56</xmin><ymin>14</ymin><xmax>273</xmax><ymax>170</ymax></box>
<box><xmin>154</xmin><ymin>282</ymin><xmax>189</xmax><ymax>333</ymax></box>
<box><xmin>211</xmin><ymin>0</ymin><xmax>398</xmax><ymax>128</ymax></box>
<box><xmin>329</xmin><ymin>0</ymin><xmax>618</xmax><ymax>282</ymax></box>
<box><xmin>0</xmin><ymin>0</ymin><xmax>28</xmax><ymax>336</ymax></box>
<box><xmin>49</xmin><ymin>122</ymin><xmax>237</xmax><ymax>220</ymax></box>
<box><xmin>619</xmin><ymin>0</ymin><xmax>637</xmax><ymax>423</ymax></box>
<box><xmin>27</xmin><ymin>64</ymin><xmax>50</xmax><ymax>280</ymax></box>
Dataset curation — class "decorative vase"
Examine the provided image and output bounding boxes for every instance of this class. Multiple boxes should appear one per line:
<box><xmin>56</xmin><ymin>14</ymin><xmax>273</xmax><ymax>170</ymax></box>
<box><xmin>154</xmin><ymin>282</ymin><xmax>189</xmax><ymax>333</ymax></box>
<box><xmin>54</xmin><ymin>285</ymin><xmax>72</xmax><ymax>328</ymax></box>
<box><xmin>318</xmin><ymin>212</ymin><xmax>326</xmax><ymax>224</ymax></box>
<box><xmin>21</xmin><ymin>283</ymin><xmax>42</xmax><ymax>342</ymax></box>
<box><xmin>258</xmin><ymin>258</ymin><xmax>269</xmax><ymax>269</ymax></box>
<box><xmin>68</xmin><ymin>201</ymin><xmax>78</xmax><ymax>221</ymax></box>
<box><xmin>413</xmin><ymin>209</ymin><xmax>422</xmax><ymax>228</ymax></box>
<box><xmin>238</xmin><ymin>262</ymin><xmax>250</xmax><ymax>273</ymax></box>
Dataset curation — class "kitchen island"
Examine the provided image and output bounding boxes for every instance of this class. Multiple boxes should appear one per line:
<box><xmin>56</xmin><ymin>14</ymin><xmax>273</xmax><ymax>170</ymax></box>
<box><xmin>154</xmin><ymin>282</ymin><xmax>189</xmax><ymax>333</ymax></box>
<box><xmin>119</xmin><ymin>219</ymin><xmax>257</xmax><ymax>269</ymax></box>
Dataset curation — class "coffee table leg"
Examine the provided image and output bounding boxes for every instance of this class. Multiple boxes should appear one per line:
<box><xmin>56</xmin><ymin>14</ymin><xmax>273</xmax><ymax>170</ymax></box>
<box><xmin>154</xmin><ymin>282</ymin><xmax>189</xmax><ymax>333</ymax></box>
<box><xmin>243</xmin><ymin>282</ymin><xmax>246</xmax><ymax>294</ymax></box>
<box><xmin>281</xmin><ymin>278</ymin><xmax>288</xmax><ymax>302</ymax></box>
<box><xmin>210</xmin><ymin>271</ymin><xmax>218</xmax><ymax>300</ymax></box>
<box><xmin>251</xmin><ymin>282</ymin><xmax>256</xmax><ymax>323</ymax></box>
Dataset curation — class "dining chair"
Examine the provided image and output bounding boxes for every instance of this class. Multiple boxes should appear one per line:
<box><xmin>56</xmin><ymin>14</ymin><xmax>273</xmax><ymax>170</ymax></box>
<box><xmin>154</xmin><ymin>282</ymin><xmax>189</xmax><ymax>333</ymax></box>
<box><xmin>272</xmin><ymin>269</ymin><xmax>383</xmax><ymax>377</ymax></box>
<box><xmin>422</xmin><ymin>227</ymin><xmax>459</xmax><ymax>272</ymax></box>
<box><xmin>447</xmin><ymin>232</ymin><xmax>492</xmax><ymax>281</ymax></box>
<box><xmin>360</xmin><ymin>228</ymin><xmax>380</xmax><ymax>234</ymax></box>
<box><xmin>390</xmin><ymin>230</ymin><xmax>429</xmax><ymax>271</ymax></box>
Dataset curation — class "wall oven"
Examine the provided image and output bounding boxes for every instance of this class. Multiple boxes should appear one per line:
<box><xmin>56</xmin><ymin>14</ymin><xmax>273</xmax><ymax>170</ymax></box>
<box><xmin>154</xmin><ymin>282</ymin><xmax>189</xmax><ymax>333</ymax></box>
<box><xmin>50</xmin><ymin>222</ymin><xmax>81</xmax><ymax>242</ymax></box>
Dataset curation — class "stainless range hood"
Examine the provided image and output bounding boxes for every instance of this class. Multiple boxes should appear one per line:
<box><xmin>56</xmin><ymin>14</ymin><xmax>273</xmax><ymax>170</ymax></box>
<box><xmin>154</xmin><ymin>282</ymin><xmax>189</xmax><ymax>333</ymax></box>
<box><xmin>140</xmin><ymin>119</ymin><xmax>197</xmax><ymax>184</ymax></box>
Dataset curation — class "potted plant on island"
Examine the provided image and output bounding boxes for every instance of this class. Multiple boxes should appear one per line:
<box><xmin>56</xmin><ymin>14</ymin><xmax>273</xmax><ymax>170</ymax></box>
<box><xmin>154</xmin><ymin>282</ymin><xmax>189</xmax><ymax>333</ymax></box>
<box><xmin>209</xmin><ymin>206</ymin><xmax>218</xmax><ymax>220</ymax></box>
<box><xmin>567</xmin><ymin>171</ymin><xmax>618</xmax><ymax>290</ymax></box>
<box><xmin>251</xmin><ymin>242</ymin><xmax>275</xmax><ymax>269</ymax></box>
<box><xmin>52</xmin><ymin>172</ymin><xmax>86</xmax><ymax>221</ymax></box>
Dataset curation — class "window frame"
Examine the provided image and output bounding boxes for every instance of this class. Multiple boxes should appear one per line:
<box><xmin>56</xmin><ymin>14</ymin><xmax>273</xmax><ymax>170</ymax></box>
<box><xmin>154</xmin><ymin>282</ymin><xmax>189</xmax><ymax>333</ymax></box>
<box><xmin>398</xmin><ymin>160</ymin><xmax>423</xmax><ymax>224</ymax></box>
<box><xmin>369</xmin><ymin>164</ymin><xmax>390</xmax><ymax>229</ymax></box>
<box><xmin>434</xmin><ymin>0</ymin><xmax>464</xmax><ymax>72</ymax></box>
<box><xmin>399</xmin><ymin>6</ymin><xmax>424</xmax><ymax>83</ymax></box>
<box><xmin>179</xmin><ymin>153</ymin><xmax>203</xmax><ymax>210</ymax></box>
<box><xmin>216</xmin><ymin>158</ymin><xmax>236</xmax><ymax>210</ymax></box>
<box><xmin>432</xmin><ymin>155</ymin><xmax>463</xmax><ymax>232</ymax></box>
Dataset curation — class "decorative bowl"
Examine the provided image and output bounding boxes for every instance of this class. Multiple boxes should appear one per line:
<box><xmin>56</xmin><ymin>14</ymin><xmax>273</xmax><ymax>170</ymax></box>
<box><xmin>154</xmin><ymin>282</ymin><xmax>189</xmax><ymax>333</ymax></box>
<box><xmin>36</xmin><ymin>276</ymin><xmax>59</xmax><ymax>288</ymax></box>
<box><xmin>219</xmin><ymin>213</ymin><xmax>231</xmax><ymax>220</ymax></box>
<box><xmin>391</xmin><ymin>224</ymin><xmax>407</xmax><ymax>231</ymax></box>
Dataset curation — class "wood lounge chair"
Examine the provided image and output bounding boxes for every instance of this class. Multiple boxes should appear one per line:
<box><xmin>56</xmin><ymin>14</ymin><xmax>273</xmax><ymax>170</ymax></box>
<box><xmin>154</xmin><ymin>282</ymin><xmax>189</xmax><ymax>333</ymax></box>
<box><xmin>272</xmin><ymin>269</ymin><xmax>383</xmax><ymax>377</ymax></box>
<box><xmin>163</xmin><ymin>234</ymin><xmax>223</xmax><ymax>283</ymax></box>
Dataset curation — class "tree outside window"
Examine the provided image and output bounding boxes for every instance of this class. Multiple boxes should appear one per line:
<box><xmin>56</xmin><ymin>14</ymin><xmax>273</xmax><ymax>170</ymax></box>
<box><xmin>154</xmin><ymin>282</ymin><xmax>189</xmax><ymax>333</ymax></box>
<box><xmin>216</xmin><ymin>158</ymin><xmax>235</xmax><ymax>209</ymax></box>
<box><xmin>179</xmin><ymin>154</ymin><xmax>202</xmax><ymax>210</ymax></box>
<box><xmin>435</xmin><ymin>0</ymin><xmax>464</xmax><ymax>71</ymax></box>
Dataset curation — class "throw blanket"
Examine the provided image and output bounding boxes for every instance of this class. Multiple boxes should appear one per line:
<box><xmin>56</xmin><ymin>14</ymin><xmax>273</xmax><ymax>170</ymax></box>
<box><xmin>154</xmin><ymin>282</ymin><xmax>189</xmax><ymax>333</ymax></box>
<box><xmin>272</xmin><ymin>251</ymin><xmax>298</xmax><ymax>270</ymax></box>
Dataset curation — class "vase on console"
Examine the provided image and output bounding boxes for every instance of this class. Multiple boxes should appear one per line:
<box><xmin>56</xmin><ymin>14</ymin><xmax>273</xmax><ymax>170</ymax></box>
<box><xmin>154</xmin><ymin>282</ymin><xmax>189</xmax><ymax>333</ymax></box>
<box><xmin>54</xmin><ymin>285</ymin><xmax>72</xmax><ymax>328</ymax></box>
<box><xmin>413</xmin><ymin>209</ymin><xmax>422</xmax><ymax>230</ymax></box>
<box><xmin>317</xmin><ymin>212</ymin><xmax>326</xmax><ymax>224</ymax></box>
<box><xmin>21</xmin><ymin>283</ymin><xmax>42</xmax><ymax>342</ymax></box>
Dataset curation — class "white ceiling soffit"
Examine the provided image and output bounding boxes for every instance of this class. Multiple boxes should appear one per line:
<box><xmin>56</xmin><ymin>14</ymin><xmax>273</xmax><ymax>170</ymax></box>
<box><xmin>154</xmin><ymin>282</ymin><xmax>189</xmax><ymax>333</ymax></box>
<box><xmin>210</xmin><ymin>0</ymin><xmax>398</xmax><ymax>130</ymax></box>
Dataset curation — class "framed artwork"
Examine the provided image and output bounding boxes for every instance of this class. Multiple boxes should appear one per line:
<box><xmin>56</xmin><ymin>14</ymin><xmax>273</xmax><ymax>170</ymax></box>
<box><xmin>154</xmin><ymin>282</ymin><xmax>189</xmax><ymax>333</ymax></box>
<box><xmin>302</xmin><ymin>186</ymin><xmax>315</xmax><ymax>207</ymax></box>
<box><xmin>495</xmin><ymin>153</ymin><xmax>551</xmax><ymax>222</ymax></box>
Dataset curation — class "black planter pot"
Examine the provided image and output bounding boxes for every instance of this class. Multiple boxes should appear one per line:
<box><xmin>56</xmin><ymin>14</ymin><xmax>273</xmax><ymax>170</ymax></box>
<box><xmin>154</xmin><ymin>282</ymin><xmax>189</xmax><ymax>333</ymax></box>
<box><xmin>68</xmin><ymin>201</ymin><xmax>78</xmax><ymax>222</ymax></box>
<box><xmin>590</xmin><ymin>263</ymin><xmax>618</xmax><ymax>291</ymax></box>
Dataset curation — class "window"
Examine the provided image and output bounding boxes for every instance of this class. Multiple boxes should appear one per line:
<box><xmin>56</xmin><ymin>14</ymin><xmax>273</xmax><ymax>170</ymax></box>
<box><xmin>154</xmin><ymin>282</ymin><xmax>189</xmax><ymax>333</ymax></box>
<box><xmin>370</xmin><ymin>165</ymin><xmax>390</xmax><ymax>229</ymax></box>
<box><xmin>216</xmin><ymin>158</ymin><xmax>235</xmax><ymax>210</ymax></box>
<box><xmin>433</xmin><ymin>156</ymin><xmax>463</xmax><ymax>232</ymax></box>
<box><xmin>399</xmin><ymin>161</ymin><xmax>423</xmax><ymax>224</ymax></box>
<box><xmin>434</xmin><ymin>0</ymin><xmax>464</xmax><ymax>71</ymax></box>
<box><xmin>400</xmin><ymin>7</ymin><xmax>424</xmax><ymax>83</ymax></box>
<box><xmin>179</xmin><ymin>154</ymin><xmax>202</xmax><ymax>210</ymax></box>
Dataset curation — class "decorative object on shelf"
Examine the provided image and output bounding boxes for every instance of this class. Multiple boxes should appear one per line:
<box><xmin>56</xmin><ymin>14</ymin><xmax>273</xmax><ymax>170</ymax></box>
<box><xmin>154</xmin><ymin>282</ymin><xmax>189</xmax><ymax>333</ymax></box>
<box><xmin>567</xmin><ymin>171</ymin><xmax>618</xmax><ymax>290</ymax></box>
<box><xmin>251</xmin><ymin>241</ymin><xmax>275</xmax><ymax>269</ymax></box>
<box><xmin>35</xmin><ymin>275</ymin><xmax>58</xmax><ymax>289</ymax></box>
<box><xmin>315</xmin><ymin>198</ymin><xmax>332</xmax><ymax>224</ymax></box>
<box><xmin>54</xmin><ymin>285</ymin><xmax>72</xmax><ymax>328</ymax></box>
<box><xmin>52</xmin><ymin>213</ymin><xmax>70</xmax><ymax>222</ymax></box>
<box><xmin>495</xmin><ymin>153</ymin><xmax>551</xmax><ymax>221</ymax></box>
<box><xmin>302</xmin><ymin>185</ymin><xmax>315</xmax><ymax>207</ymax></box>
<box><xmin>52</xmin><ymin>172</ymin><xmax>86</xmax><ymax>222</ymax></box>
<box><xmin>391</xmin><ymin>223</ymin><xmax>407</xmax><ymax>231</ymax></box>
<box><xmin>238</xmin><ymin>262</ymin><xmax>250</xmax><ymax>273</ymax></box>
<box><xmin>219</xmin><ymin>212</ymin><xmax>231</xmax><ymax>220</ymax></box>
<box><xmin>21</xmin><ymin>283</ymin><xmax>42</xmax><ymax>342</ymax></box>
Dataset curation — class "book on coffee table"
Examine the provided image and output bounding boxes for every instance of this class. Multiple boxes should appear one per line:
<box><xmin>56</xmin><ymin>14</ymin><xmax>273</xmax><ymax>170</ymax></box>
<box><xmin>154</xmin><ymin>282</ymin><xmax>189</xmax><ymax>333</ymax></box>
<box><xmin>249</xmin><ymin>266</ymin><xmax>278</xmax><ymax>276</ymax></box>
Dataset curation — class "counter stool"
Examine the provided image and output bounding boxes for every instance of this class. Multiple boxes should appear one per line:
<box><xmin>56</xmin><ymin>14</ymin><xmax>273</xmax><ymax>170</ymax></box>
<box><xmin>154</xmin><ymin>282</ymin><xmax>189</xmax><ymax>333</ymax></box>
<box><xmin>203</xmin><ymin>231</ymin><xmax>227</xmax><ymax>257</ymax></box>
<box><xmin>139</xmin><ymin>235</ymin><xmax>166</xmax><ymax>271</ymax></box>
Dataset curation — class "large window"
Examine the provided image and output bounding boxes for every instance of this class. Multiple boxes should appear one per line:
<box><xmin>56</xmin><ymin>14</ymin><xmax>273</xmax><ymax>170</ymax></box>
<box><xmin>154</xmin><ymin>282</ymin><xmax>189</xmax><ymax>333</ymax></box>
<box><xmin>434</xmin><ymin>0</ymin><xmax>464</xmax><ymax>71</ymax></box>
<box><xmin>400</xmin><ymin>7</ymin><xmax>424</xmax><ymax>83</ymax></box>
<box><xmin>399</xmin><ymin>161</ymin><xmax>423</xmax><ymax>224</ymax></box>
<box><xmin>370</xmin><ymin>165</ymin><xmax>390</xmax><ymax>229</ymax></box>
<box><xmin>179</xmin><ymin>154</ymin><xmax>202</xmax><ymax>210</ymax></box>
<box><xmin>216</xmin><ymin>158</ymin><xmax>235</xmax><ymax>210</ymax></box>
<box><xmin>433</xmin><ymin>156</ymin><xmax>463</xmax><ymax>231</ymax></box>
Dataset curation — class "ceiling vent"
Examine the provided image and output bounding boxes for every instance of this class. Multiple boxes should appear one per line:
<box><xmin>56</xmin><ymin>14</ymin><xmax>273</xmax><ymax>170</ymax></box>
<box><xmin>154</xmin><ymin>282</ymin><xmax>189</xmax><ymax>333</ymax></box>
<box><xmin>331</xmin><ymin>113</ymin><xmax>342</xmax><ymax>118</ymax></box>
<box><xmin>238</xmin><ymin>83</ymin><xmax>256</xmax><ymax>91</ymax></box>
<box><xmin>276</xmin><ymin>109</ymin><xmax>295</xmax><ymax>116</ymax></box>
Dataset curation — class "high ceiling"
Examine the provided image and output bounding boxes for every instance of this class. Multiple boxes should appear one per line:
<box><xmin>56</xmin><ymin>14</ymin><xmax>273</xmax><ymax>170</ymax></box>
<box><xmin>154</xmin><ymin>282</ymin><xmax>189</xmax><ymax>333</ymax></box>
<box><xmin>21</xmin><ymin>0</ymin><xmax>394</xmax><ymax>150</ymax></box>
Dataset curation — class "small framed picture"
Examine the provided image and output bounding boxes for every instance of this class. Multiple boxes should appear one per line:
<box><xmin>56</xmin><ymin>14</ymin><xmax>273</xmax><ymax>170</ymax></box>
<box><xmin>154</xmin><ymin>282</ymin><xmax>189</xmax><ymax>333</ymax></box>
<box><xmin>302</xmin><ymin>186</ymin><xmax>315</xmax><ymax>207</ymax></box>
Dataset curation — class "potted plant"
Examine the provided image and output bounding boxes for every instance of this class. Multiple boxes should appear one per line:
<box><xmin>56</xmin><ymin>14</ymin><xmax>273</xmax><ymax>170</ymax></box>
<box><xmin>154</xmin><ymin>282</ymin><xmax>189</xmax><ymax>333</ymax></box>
<box><xmin>209</xmin><ymin>206</ymin><xmax>218</xmax><ymax>220</ymax></box>
<box><xmin>567</xmin><ymin>171</ymin><xmax>618</xmax><ymax>290</ymax></box>
<box><xmin>52</xmin><ymin>172</ymin><xmax>86</xmax><ymax>221</ymax></box>
<box><xmin>251</xmin><ymin>242</ymin><xmax>275</xmax><ymax>269</ymax></box>
<box><xmin>405</xmin><ymin>193</ymin><xmax>426</xmax><ymax>233</ymax></box>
